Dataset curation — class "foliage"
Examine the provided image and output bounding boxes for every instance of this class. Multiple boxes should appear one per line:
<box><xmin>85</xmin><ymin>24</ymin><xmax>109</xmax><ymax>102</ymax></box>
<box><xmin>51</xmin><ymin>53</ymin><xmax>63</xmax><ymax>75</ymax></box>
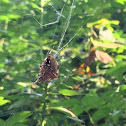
<box><xmin>0</xmin><ymin>0</ymin><xmax>126</xmax><ymax>126</ymax></box>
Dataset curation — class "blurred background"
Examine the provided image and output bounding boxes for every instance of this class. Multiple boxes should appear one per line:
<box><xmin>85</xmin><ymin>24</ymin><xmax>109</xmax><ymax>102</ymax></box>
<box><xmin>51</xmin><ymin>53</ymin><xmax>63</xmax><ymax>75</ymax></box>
<box><xmin>0</xmin><ymin>0</ymin><xmax>126</xmax><ymax>126</ymax></box>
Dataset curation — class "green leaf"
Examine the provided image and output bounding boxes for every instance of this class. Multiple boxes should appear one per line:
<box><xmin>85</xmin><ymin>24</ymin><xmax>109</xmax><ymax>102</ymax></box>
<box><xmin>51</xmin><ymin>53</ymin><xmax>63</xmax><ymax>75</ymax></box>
<box><xmin>92</xmin><ymin>106</ymin><xmax>111</xmax><ymax>121</ymax></box>
<box><xmin>71</xmin><ymin>104</ymin><xmax>84</xmax><ymax>116</ymax></box>
<box><xmin>30</xmin><ymin>3</ymin><xmax>41</xmax><ymax>10</ymax></box>
<box><xmin>115</xmin><ymin>0</ymin><xmax>126</xmax><ymax>5</ymax></box>
<box><xmin>111</xmin><ymin>20</ymin><xmax>120</xmax><ymax>25</ymax></box>
<box><xmin>119</xmin><ymin>85</ymin><xmax>126</xmax><ymax>91</ymax></box>
<box><xmin>0</xmin><ymin>14</ymin><xmax>20</xmax><ymax>21</ymax></box>
<box><xmin>81</xmin><ymin>90</ymin><xmax>102</xmax><ymax>111</ymax></box>
<box><xmin>2</xmin><ymin>0</ymin><xmax>9</xmax><ymax>3</ymax></box>
<box><xmin>0</xmin><ymin>119</ymin><xmax>4</xmax><ymax>126</ymax></box>
<box><xmin>111</xmin><ymin>110</ymin><xmax>121</xmax><ymax>123</ymax></box>
<box><xmin>0</xmin><ymin>97</ymin><xmax>10</xmax><ymax>106</ymax></box>
<box><xmin>66</xmin><ymin>116</ymin><xmax>84</xmax><ymax>123</ymax></box>
<box><xmin>72</xmin><ymin>76</ymin><xmax>83</xmax><ymax>82</ymax></box>
<box><xmin>106</xmin><ymin>62</ymin><xmax>126</xmax><ymax>80</ymax></box>
<box><xmin>3</xmin><ymin>111</ymin><xmax>31</xmax><ymax>126</ymax></box>
<box><xmin>59</xmin><ymin>89</ymin><xmax>79</xmax><ymax>96</ymax></box>
<box><xmin>51</xmin><ymin>98</ymin><xmax>80</xmax><ymax>108</ymax></box>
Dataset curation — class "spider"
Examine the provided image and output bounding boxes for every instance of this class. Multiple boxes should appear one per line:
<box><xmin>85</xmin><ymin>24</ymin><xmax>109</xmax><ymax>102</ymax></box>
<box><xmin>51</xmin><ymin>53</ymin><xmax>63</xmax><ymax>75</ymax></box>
<box><xmin>34</xmin><ymin>54</ymin><xmax>59</xmax><ymax>83</ymax></box>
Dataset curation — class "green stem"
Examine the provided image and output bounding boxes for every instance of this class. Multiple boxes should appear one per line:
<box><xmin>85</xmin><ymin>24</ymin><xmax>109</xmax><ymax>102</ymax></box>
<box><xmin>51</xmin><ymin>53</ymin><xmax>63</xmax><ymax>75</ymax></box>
<box><xmin>41</xmin><ymin>84</ymin><xmax>48</xmax><ymax>125</ymax></box>
<box><xmin>88</xmin><ymin>113</ymin><xmax>95</xmax><ymax>125</ymax></box>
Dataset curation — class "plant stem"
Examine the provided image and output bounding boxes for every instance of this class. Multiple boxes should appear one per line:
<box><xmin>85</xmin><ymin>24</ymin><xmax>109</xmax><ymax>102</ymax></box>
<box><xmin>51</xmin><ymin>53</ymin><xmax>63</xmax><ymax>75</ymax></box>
<box><xmin>41</xmin><ymin>84</ymin><xmax>48</xmax><ymax>125</ymax></box>
<box><xmin>88</xmin><ymin>113</ymin><xmax>95</xmax><ymax>125</ymax></box>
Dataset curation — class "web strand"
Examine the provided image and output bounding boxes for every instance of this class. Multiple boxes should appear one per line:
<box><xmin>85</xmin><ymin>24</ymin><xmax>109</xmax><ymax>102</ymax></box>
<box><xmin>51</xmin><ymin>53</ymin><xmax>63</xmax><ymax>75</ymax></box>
<box><xmin>57</xmin><ymin>0</ymin><xmax>75</xmax><ymax>51</ymax></box>
<box><xmin>32</xmin><ymin>2</ymin><xmax>66</xmax><ymax>27</ymax></box>
<box><xmin>58</xmin><ymin>6</ymin><xmax>100</xmax><ymax>52</ymax></box>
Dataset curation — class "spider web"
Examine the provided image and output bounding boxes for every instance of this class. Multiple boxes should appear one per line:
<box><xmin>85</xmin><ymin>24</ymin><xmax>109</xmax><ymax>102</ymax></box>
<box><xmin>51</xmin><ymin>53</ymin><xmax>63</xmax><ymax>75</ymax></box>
<box><xmin>2</xmin><ymin>0</ymin><xmax>122</xmax><ymax>125</ymax></box>
<box><xmin>3</xmin><ymin>1</ymin><xmax>103</xmax><ymax>125</ymax></box>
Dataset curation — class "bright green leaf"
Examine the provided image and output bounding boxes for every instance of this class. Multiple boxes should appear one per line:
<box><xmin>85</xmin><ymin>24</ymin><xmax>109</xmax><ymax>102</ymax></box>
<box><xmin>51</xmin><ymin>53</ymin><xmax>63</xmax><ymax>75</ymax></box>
<box><xmin>59</xmin><ymin>89</ymin><xmax>79</xmax><ymax>96</ymax></box>
<box><xmin>72</xmin><ymin>76</ymin><xmax>83</xmax><ymax>82</ymax></box>
<box><xmin>0</xmin><ymin>97</ymin><xmax>10</xmax><ymax>106</ymax></box>
<box><xmin>115</xmin><ymin>0</ymin><xmax>126</xmax><ymax>5</ymax></box>
<box><xmin>30</xmin><ymin>3</ymin><xmax>41</xmax><ymax>10</ymax></box>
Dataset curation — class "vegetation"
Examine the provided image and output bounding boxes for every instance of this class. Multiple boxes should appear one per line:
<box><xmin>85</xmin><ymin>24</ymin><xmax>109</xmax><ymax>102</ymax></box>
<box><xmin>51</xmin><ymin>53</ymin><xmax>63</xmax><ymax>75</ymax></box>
<box><xmin>0</xmin><ymin>0</ymin><xmax>126</xmax><ymax>126</ymax></box>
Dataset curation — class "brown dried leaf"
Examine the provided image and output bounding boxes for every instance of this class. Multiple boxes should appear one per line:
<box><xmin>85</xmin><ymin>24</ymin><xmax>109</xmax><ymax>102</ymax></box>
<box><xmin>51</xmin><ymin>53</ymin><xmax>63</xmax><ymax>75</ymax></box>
<box><xmin>49</xmin><ymin>107</ymin><xmax>77</xmax><ymax>118</ymax></box>
<box><xmin>86</xmin><ymin>50</ymin><xmax>96</xmax><ymax>66</ymax></box>
<box><xmin>58</xmin><ymin>107</ymin><xmax>77</xmax><ymax>118</ymax></box>
<box><xmin>95</xmin><ymin>50</ymin><xmax>113</xmax><ymax>64</ymax></box>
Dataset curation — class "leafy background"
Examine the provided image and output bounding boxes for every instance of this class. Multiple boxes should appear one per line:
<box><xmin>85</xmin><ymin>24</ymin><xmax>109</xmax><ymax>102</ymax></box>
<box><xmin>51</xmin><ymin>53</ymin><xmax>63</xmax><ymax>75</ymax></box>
<box><xmin>0</xmin><ymin>0</ymin><xmax>126</xmax><ymax>126</ymax></box>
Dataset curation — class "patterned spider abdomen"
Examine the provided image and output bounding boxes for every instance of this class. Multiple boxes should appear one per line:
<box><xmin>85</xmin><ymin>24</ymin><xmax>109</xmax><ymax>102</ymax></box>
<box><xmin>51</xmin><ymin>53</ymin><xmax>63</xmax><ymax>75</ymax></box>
<box><xmin>37</xmin><ymin>54</ymin><xmax>59</xmax><ymax>83</ymax></box>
